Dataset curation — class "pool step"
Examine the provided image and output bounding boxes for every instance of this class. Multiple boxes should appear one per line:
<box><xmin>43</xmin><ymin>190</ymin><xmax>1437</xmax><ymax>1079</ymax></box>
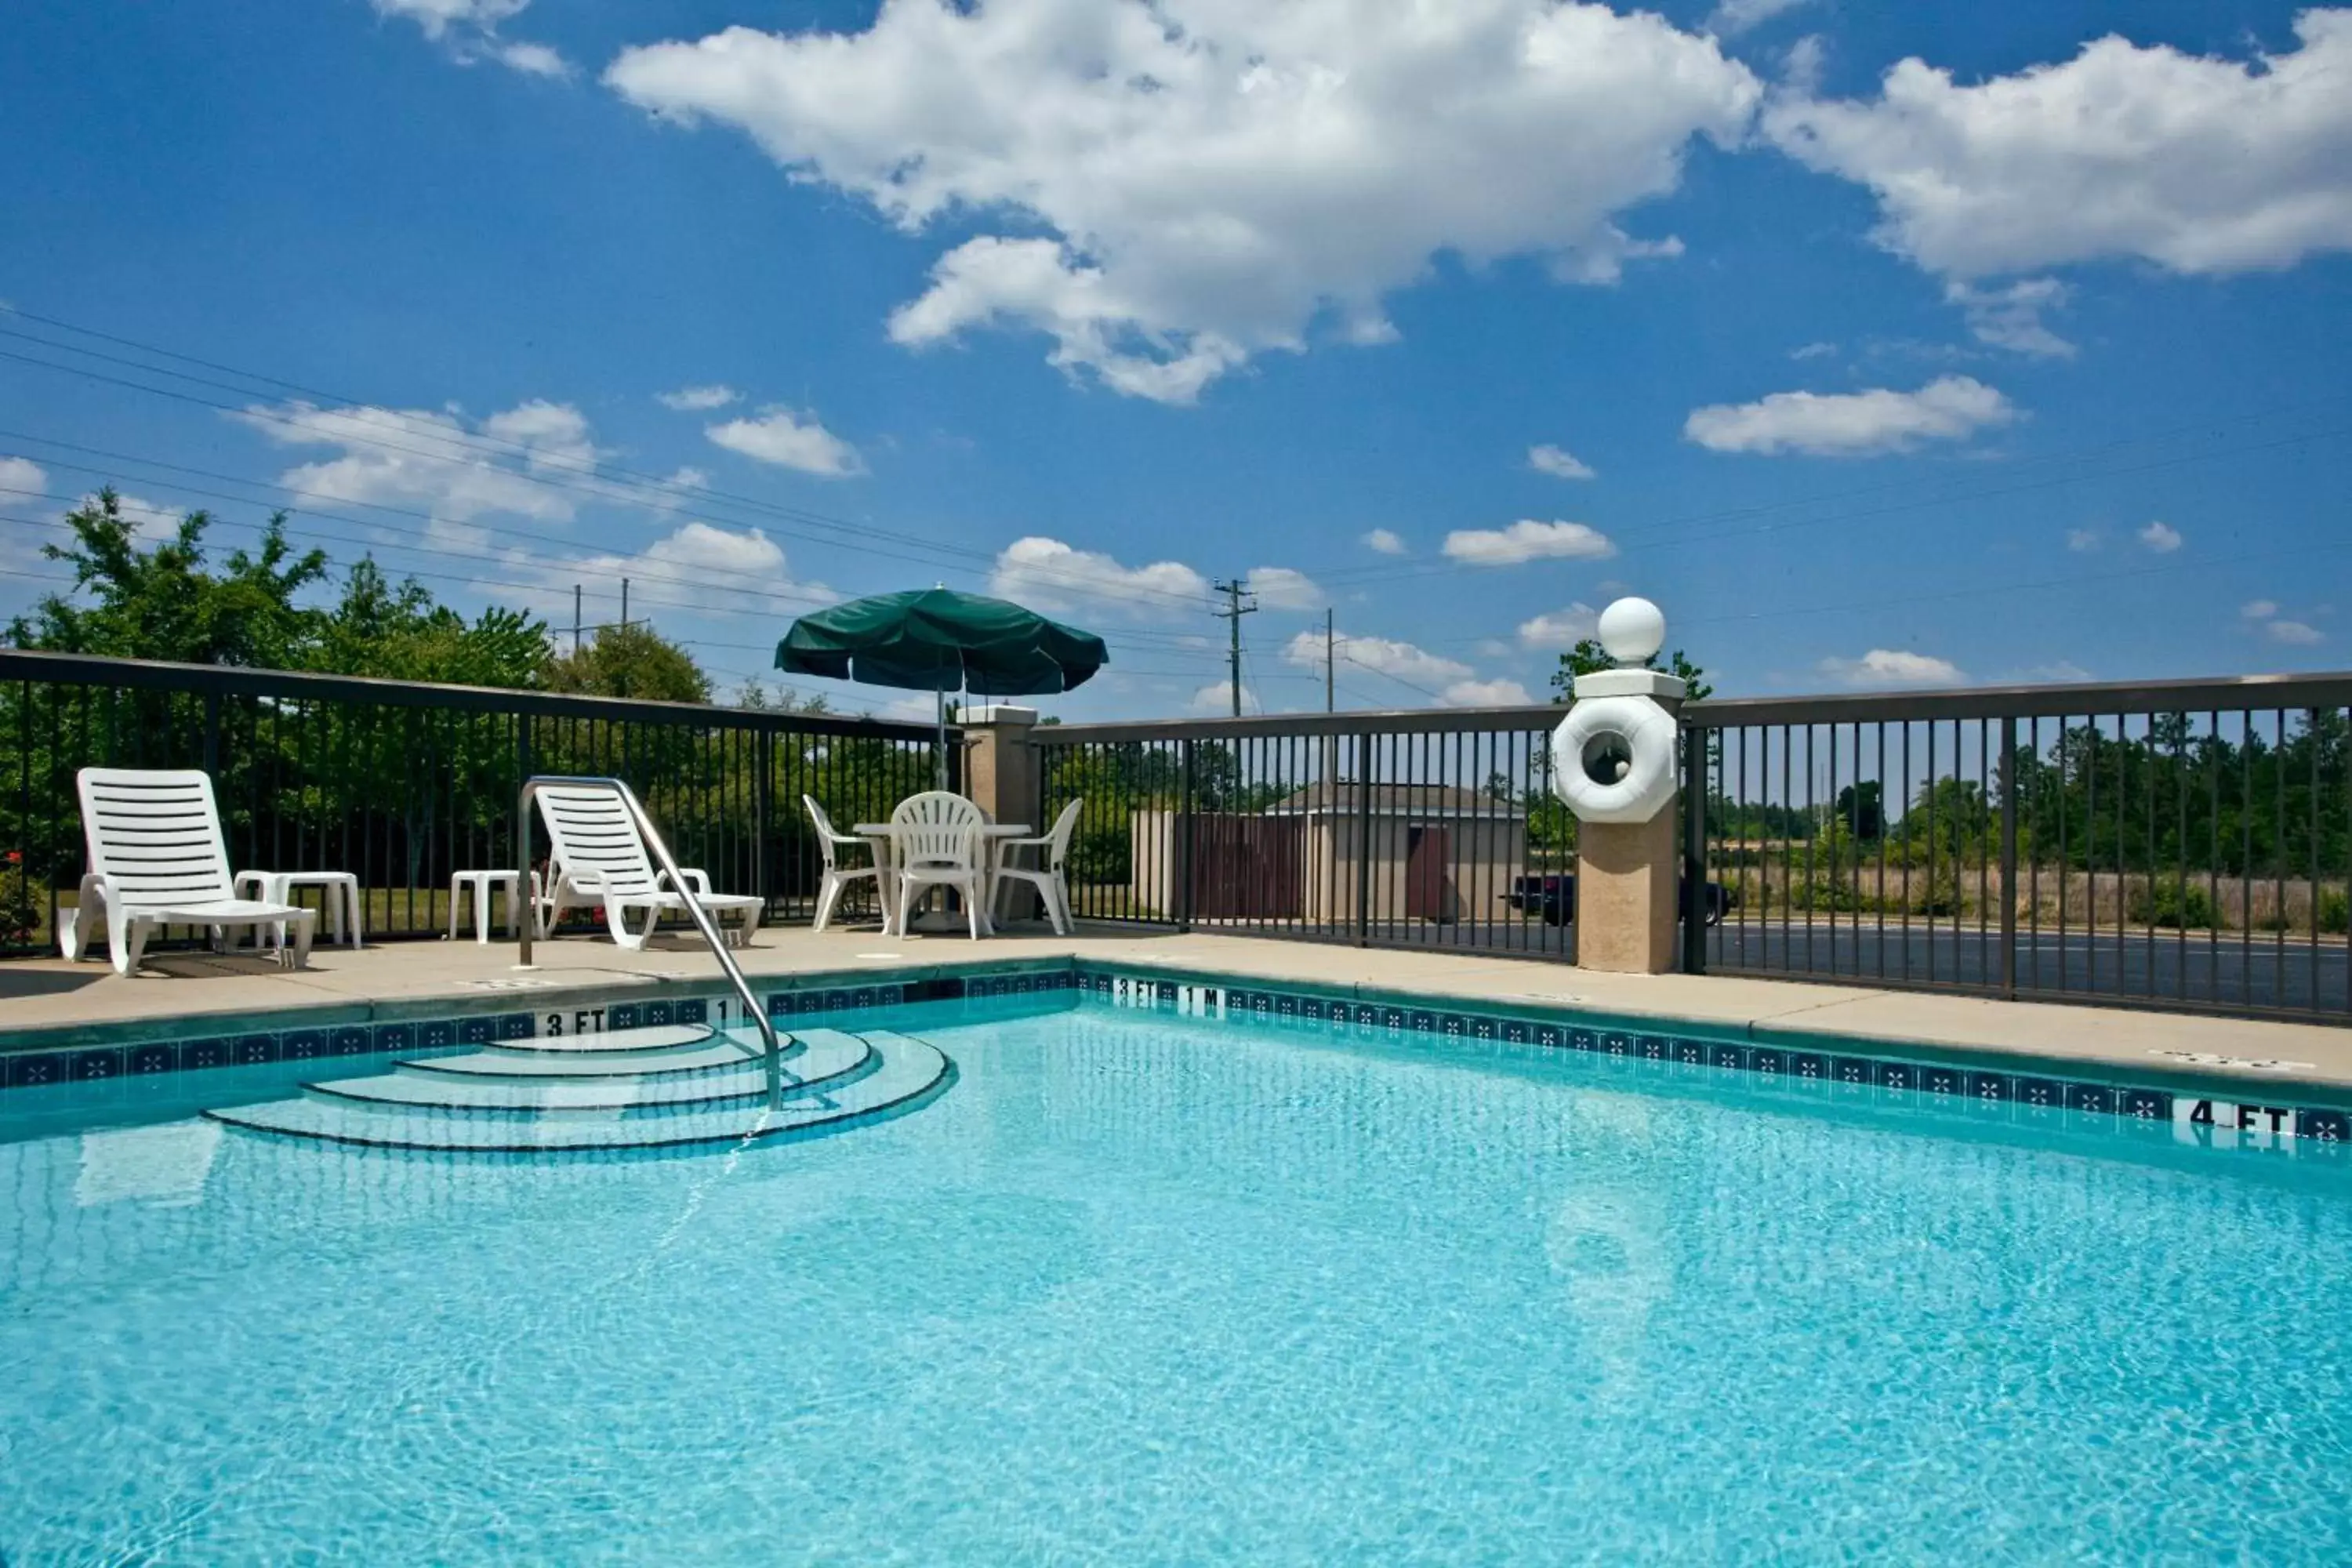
<box><xmin>305</xmin><ymin>1031</ymin><xmax>877</xmax><ymax>1117</ymax></box>
<box><xmin>203</xmin><ymin>1029</ymin><xmax>953</xmax><ymax>1155</ymax></box>
<box><xmin>477</xmin><ymin>1022</ymin><xmax>715</xmax><ymax>1055</ymax></box>
<box><xmin>399</xmin><ymin>1040</ymin><xmax>770</xmax><ymax>1080</ymax></box>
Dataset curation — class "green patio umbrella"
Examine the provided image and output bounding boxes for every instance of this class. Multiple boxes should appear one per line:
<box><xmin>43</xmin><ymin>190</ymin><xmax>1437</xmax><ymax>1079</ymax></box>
<box><xmin>776</xmin><ymin>587</ymin><xmax>1109</xmax><ymax>786</ymax></box>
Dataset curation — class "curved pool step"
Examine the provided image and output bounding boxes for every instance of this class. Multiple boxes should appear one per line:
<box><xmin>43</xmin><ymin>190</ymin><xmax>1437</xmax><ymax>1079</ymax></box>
<box><xmin>204</xmin><ymin>1033</ymin><xmax>954</xmax><ymax>1155</ymax></box>
<box><xmin>474</xmin><ymin>1022</ymin><xmax>715</xmax><ymax>1055</ymax></box>
<box><xmin>399</xmin><ymin>1039</ymin><xmax>769</xmax><ymax>1080</ymax></box>
<box><xmin>307</xmin><ymin>1032</ymin><xmax>876</xmax><ymax>1117</ymax></box>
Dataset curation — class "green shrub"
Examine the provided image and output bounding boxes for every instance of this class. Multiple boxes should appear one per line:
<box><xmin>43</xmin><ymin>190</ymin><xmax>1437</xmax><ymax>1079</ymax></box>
<box><xmin>2321</xmin><ymin>890</ymin><xmax>2349</xmax><ymax>935</ymax></box>
<box><xmin>2130</xmin><ymin>878</ymin><xmax>2220</xmax><ymax>931</ymax></box>
<box><xmin>0</xmin><ymin>852</ymin><xmax>43</xmax><ymax>946</ymax></box>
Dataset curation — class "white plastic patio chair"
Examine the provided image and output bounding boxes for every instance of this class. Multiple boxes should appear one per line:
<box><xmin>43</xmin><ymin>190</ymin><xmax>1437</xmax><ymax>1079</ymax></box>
<box><xmin>62</xmin><ymin>768</ymin><xmax>317</xmax><ymax>975</ymax></box>
<box><xmin>989</xmin><ymin>797</ymin><xmax>1083</xmax><ymax>935</ymax></box>
<box><xmin>532</xmin><ymin>784</ymin><xmax>764</xmax><ymax>950</ymax></box>
<box><xmin>805</xmin><ymin>795</ymin><xmax>891</xmax><ymax>935</ymax></box>
<box><xmin>891</xmin><ymin>790</ymin><xmax>987</xmax><ymax>941</ymax></box>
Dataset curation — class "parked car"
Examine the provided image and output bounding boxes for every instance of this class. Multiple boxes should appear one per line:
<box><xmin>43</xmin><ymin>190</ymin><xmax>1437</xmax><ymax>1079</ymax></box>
<box><xmin>1504</xmin><ymin>873</ymin><xmax>1733</xmax><ymax>927</ymax></box>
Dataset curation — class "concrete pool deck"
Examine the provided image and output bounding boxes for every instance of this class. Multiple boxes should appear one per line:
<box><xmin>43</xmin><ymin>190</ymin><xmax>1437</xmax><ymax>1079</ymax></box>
<box><xmin>1</xmin><ymin>921</ymin><xmax>2346</xmax><ymax>1101</ymax></box>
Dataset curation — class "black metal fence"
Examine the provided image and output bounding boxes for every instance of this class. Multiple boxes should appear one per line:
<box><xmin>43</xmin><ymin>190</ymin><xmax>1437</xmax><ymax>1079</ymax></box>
<box><xmin>0</xmin><ymin>651</ymin><xmax>951</xmax><ymax>953</ymax></box>
<box><xmin>1687</xmin><ymin>673</ymin><xmax>2352</xmax><ymax>1022</ymax></box>
<box><xmin>1033</xmin><ymin>709</ymin><xmax>1574</xmax><ymax>957</ymax></box>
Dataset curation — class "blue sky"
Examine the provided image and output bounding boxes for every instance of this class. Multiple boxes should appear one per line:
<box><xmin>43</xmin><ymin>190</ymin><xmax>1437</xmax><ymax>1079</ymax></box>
<box><xmin>2</xmin><ymin>0</ymin><xmax>2349</xmax><ymax>719</ymax></box>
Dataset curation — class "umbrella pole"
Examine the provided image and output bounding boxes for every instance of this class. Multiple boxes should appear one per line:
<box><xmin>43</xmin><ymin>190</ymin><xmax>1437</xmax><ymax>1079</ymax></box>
<box><xmin>935</xmin><ymin>685</ymin><xmax>948</xmax><ymax>791</ymax></box>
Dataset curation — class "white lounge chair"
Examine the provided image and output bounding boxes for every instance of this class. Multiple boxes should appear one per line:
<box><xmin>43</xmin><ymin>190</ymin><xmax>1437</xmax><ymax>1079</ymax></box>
<box><xmin>532</xmin><ymin>783</ymin><xmax>764</xmax><ymax>951</ymax></box>
<box><xmin>989</xmin><ymin>796</ymin><xmax>1083</xmax><ymax>935</ymax></box>
<box><xmin>806</xmin><ymin>795</ymin><xmax>891</xmax><ymax>935</ymax></box>
<box><xmin>62</xmin><ymin>768</ymin><xmax>318</xmax><ymax>975</ymax></box>
<box><xmin>891</xmin><ymin>790</ymin><xmax>986</xmax><ymax>941</ymax></box>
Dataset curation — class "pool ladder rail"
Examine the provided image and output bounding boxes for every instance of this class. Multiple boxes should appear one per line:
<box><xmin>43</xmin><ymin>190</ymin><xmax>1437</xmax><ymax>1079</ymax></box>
<box><xmin>515</xmin><ymin>775</ymin><xmax>785</xmax><ymax>1110</ymax></box>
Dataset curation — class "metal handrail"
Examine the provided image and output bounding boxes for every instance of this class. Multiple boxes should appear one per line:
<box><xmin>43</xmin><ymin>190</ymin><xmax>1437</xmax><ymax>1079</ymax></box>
<box><xmin>516</xmin><ymin>775</ymin><xmax>783</xmax><ymax>1109</ymax></box>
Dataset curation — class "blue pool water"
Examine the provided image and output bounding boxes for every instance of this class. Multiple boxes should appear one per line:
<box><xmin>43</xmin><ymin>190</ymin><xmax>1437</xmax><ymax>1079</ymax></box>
<box><xmin>5</xmin><ymin>999</ymin><xmax>2352</xmax><ymax>1563</ymax></box>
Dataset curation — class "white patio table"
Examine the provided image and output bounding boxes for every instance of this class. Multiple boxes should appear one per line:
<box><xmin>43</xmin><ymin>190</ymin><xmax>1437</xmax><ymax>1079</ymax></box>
<box><xmin>853</xmin><ymin>820</ymin><xmax>1030</xmax><ymax>936</ymax></box>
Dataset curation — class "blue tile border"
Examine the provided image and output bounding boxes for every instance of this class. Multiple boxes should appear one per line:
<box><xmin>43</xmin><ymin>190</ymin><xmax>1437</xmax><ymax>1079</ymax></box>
<box><xmin>1069</xmin><ymin>960</ymin><xmax>2352</xmax><ymax>1149</ymax></box>
<box><xmin>3</xmin><ymin>953</ymin><xmax>2345</xmax><ymax>1156</ymax></box>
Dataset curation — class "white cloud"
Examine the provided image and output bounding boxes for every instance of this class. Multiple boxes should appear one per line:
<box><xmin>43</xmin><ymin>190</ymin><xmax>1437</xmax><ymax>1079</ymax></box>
<box><xmin>482</xmin><ymin>399</ymin><xmax>604</xmax><ymax>474</ymax></box>
<box><xmin>1527</xmin><ymin>443</ymin><xmax>1596</xmax><ymax>481</ymax></box>
<box><xmin>1709</xmin><ymin>0</ymin><xmax>1811</xmax><ymax>37</ymax></box>
<box><xmin>0</xmin><ymin>456</ymin><xmax>46</xmax><ymax>499</ymax></box>
<box><xmin>1443</xmin><ymin>677</ymin><xmax>1536</xmax><ymax>706</ymax></box>
<box><xmin>1945</xmin><ymin>277</ymin><xmax>2074</xmax><ymax>358</ymax></box>
<box><xmin>1764</xmin><ymin>13</ymin><xmax>2352</xmax><ymax>280</ymax></box>
<box><xmin>1442</xmin><ymin>519</ymin><xmax>1617</xmax><ymax>566</ymax></box>
<box><xmin>1245</xmin><ymin>567</ymin><xmax>1325</xmax><ymax>612</ymax></box>
<box><xmin>372</xmin><ymin>0</ymin><xmax>525</xmax><ymax>40</ymax></box>
<box><xmin>241</xmin><ymin>399</ymin><xmax>590</xmax><ymax>524</ymax></box>
<box><xmin>1361</xmin><ymin>528</ymin><xmax>1406</xmax><ymax>556</ymax></box>
<box><xmin>1189</xmin><ymin>680</ymin><xmax>1256</xmax><ymax>715</ymax></box>
<box><xmin>989</xmin><ymin>535</ymin><xmax>1211</xmax><ymax>619</ymax></box>
<box><xmin>1780</xmin><ymin>33</ymin><xmax>1828</xmax><ymax>96</ymax></box>
<box><xmin>2243</xmin><ymin>599</ymin><xmax>2323</xmax><ymax>644</ymax></box>
<box><xmin>494</xmin><ymin>41</ymin><xmax>569</xmax><ymax>78</ymax></box>
<box><xmin>2066</xmin><ymin>528</ymin><xmax>2101</xmax><ymax>553</ymax></box>
<box><xmin>606</xmin><ymin>1</ymin><xmax>1760</xmax><ymax>403</ymax></box>
<box><xmin>657</xmin><ymin>384</ymin><xmax>740</xmax><ymax>412</ymax></box>
<box><xmin>372</xmin><ymin>0</ymin><xmax>566</xmax><ymax>76</ymax></box>
<box><xmin>1518</xmin><ymin>603</ymin><xmax>1600</xmax><ymax>648</ymax></box>
<box><xmin>2138</xmin><ymin>520</ymin><xmax>2183</xmax><ymax>554</ymax></box>
<box><xmin>1684</xmin><ymin>375</ymin><xmax>2017</xmax><ymax>457</ymax></box>
<box><xmin>2017</xmin><ymin>660</ymin><xmax>2093</xmax><ymax>684</ymax></box>
<box><xmin>704</xmin><ymin>408</ymin><xmax>865</xmax><ymax>477</ymax></box>
<box><xmin>549</xmin><ymin>522</ymin><xmax>831</xmax><ymax>619</ymax></box>
<box><xmin>1819</xmin><ymin>648</ymin><xmax>1968</xmax><ymax>688</ymax></box>
<box><xmin>1288</xmin><ymin>630</ymin><xmax>1472</xmax><ymax>691</ymax></box>
<box><xmin>1789</xmin><ymin>340</ymin><xmax>1837</xmax><ymax>361</ymax></box>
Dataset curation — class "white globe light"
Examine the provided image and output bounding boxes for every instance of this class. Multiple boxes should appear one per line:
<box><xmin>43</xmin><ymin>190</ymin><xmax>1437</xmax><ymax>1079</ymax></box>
<box><xmin>1597</xmin><ymin>597</ymin><xmax>1665</xmax><ymax>666</ymax></box>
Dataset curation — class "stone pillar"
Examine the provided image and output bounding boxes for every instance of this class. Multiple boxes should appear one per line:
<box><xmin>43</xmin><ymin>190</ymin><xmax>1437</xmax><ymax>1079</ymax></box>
<box><xmin>1566</xmin><ymin>666</ymin><xmax>1684</xmax><ymax>975</ymax></box>
<box><xmin>960</xmin><ymin>705</ymin><xmax>1040</xmax><ymax>825</ymax></box>
<box><xmin>960</xmin><ymin>705</ymin><xmax>1041</xmax><ymax>919</ymax></box>
<box><xmin>1575</xmin><ymin>814</ymin><xmax>1679</xmax><ymax>973</ymax></box>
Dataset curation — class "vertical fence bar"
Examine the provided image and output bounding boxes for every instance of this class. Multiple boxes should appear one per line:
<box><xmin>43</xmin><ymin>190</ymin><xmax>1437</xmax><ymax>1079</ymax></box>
<box><xmin>1682</xmin><ymin>723</ymin><xmax>1707</xmax><ymax>975</ymax></box>
<box><xmin>1999</xmin><ymin>715</ymin><xmax>2018</xmax><ymax>999</ymax></box>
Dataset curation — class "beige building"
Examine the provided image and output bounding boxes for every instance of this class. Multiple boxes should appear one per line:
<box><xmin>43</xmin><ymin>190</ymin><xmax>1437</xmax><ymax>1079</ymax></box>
<box><xmin>1131</xmin><ymin>782</ymin><xmax>1528</xmax><ymax>926</ymax></box>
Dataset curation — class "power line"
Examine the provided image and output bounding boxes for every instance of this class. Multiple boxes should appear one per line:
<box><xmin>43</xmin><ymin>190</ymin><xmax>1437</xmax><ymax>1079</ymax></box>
<box><xmin>0</xmin><ymin>307</ymin><xmax>1224</xmax><ymax>612</ymax></box>
<box><xmin>0</xmin><ymin>468</ymin><xmax>1216</xmax><ymax>669</ymax></box>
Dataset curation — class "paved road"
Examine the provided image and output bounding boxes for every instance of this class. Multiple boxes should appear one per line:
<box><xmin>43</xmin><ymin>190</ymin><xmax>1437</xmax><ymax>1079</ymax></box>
<box><xmin>1174</xmin><ymin>914</ymin><xmax>2352</xmax><ymax>1018</ymax></box>
<box><xmin>1701</xmin><ymin>923</ymin><xmax>2352</xmax><ymax>1017</ymax></box>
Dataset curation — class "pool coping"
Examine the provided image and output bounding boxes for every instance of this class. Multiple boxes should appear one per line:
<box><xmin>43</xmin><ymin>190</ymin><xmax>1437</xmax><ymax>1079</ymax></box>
<box><xmin>2</xmin><ymin>949</ymin><xmax>2345</xmax><ymax>1147</ymax></box>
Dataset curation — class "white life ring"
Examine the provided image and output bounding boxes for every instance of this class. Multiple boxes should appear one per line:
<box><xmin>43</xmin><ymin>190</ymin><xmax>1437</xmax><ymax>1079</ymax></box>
<box><xmin>1550</xmin><ymin>695</ymin><xmax>1678</xmax><ymax>824</ymax></box>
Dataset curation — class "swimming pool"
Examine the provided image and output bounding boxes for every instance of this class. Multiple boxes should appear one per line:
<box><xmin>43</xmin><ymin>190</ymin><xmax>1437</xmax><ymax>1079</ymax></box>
<box><xmin>5</xmin><ymin>993</ymin><xmax>2351</xmax><ymax>1562</ymax></box>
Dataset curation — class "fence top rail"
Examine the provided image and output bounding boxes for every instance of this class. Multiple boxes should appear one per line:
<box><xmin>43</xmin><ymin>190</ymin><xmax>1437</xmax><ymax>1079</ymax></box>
<box><xmin>1684</xmin><ymin>669</ymin><xmax>2352</xmax><ymax>728</ymax></box>
<box><xmin>1033</xmin><ymin>667</ymin><xmax>2352</xmax><ymax>742</ymax></box>
<box><xmin>0</xmin><ymin>648</ymin><xmax>949</xmax><ymax>740</ymax></box>
<box><xmin>1036</xmin><ymin>704</ymin><xmax>1565</xmax><ymax>742</ymax></box>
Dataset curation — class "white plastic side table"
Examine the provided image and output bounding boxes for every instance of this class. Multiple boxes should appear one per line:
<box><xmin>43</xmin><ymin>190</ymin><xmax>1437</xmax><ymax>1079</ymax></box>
<box><xmin>448</xmin><ymin>869</ymin><xmax>532</xmax><ymax>942</ymax></box>
<box><xmin>234</xmin><ymin>870</ymin><xmax>363</xmax><ymax>949</ymax></box>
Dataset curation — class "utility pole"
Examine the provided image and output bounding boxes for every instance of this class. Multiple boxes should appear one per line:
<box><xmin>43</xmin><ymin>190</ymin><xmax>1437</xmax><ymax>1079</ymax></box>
<box><xmin>1212</xmin><ymin>579</ymin><xmax>1258</xmax><ymax>717</ymax></box>
<box><xmin>620</xmin><ymin>578</ymin><xmax>630</xmax><ymax>630</ymax></box>
<box><xmin>1325</xmin><ymin>607</ymin><xmax>1335</xmax><ymax>713</ymax></box>
<box><xmin>572</xmin><ymin>585</ymin><xmax>583</xmax><ymax>655</ymax></box>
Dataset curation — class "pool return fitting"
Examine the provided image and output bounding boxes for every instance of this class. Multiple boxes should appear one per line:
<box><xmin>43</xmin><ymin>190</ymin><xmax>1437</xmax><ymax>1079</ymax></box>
<box><xmin>1548</xmin><ymin>598</ymin><xmax>1687</xmax><ymax>974</ymax></box>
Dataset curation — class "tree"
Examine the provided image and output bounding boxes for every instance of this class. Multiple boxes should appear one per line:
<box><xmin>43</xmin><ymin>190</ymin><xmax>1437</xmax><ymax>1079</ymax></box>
<box><xmin>1549</xmin><ymin>637</ymin><xmax>1712</xmax><ymax>703</ymax></box>
<box><xmin>318</xmin><ymin>557</ymin><xmax>548</xmax><ymax>688</ymax></box>
<box><xmin>543</xmin><ymin>622</ymin><xmax>710</xmax><ymax>703</ymax></box>
<box><xmin>10</xmin><ymin>489</ymin><xmax>328</xmax><ymax>667</ymax></box>
<box><xmin>1834</xmin><ymin>780</ymin><xmax>1885</xmax><ymax>840</ymax></box>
